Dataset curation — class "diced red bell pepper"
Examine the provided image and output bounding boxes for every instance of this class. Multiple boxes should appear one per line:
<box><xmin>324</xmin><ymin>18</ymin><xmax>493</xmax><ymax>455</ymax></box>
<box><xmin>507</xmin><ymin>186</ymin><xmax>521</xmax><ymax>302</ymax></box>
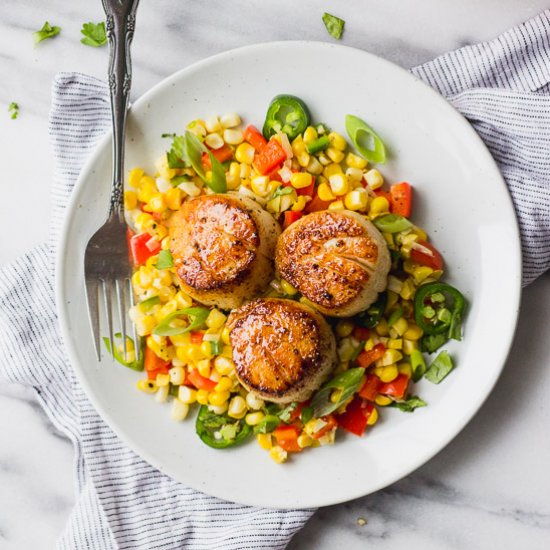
<box><xmin>312</xmin><ymin>414</ymin><xmax>337</xmax><ymax>440</ymax></box>
<box><xmin>378</xmin><ymin>373</ymin><xmax>409</xmax><ymax>399</ymax></box>
<box><xmin>390</xmin><ymin>182</ymin><xmax>412</xmax><ymax>217</ymax></box>
<box><xmin>352</xmin><ymin>326</ymin><xmax>371</xmax><ymax>341</ymax></box>
<box><xmin>190</xmin><ymin>331</ymin><xmax>204</xmax><ymax>344</ymax></box>
<box><xmin>144</xmin><ymin>347</ymin><xmax>171</xmax><ymax>380</ymax></box>
<box><xmin>129</xmin><ymin>232</ymin><xmax>161</xmax><ymax>266</ymax></box>
<box><xmin>410</xmin><ymin>240</ymin><xmax>444</xmax><ymax>270</ymax></box>
<box><xmin>244</xmin><ymin>125</ymin><xmax>268</xmax><ymax>151</ymax></box>
<box><xmin>201</xmin><ymin>143</ymin><xmax>234</xmax><ymax>168</ymax></box>
<box><xmin>356</xmin><ymin>343</ymin><xmax>386</xmax><ymax>369</ymax></box>
<box><xmin>374</xmin><ymin>189</ymin><xmax>392</xmax><ymax>206</ymax></box>
<box><xmin>358</xmin><ymin>374</ymin><xmax>382</xmax><ymax>401</ymax></box>
<box><xmin>335</xmin><ymin>397</ymin><xmax>374</xmax><ymax>436</ymax></box>
<box><xmin>283</xmin><ymin>210</ymin><xmax>303</xmax><ymax>229</ymax></box>
<box><xmin>296</xmin><ymin>177</ymin><xmax>315</xmax><ymax>197</ymax></box>
<box><xmin>267</xmin><ymin>167</ymin><xmax>284</xmax><ymax>183</ymax></box>
<box><xmin>187</xmin><ymin>369</ymin><xmax>217</xmax><ymax>392</ymax></box>
<box><xmin>273</xmin><ymin>424</ymin><xmax>302</xmax><ymax>452</ymax></box>
<box><xmin>305</xmin><ymin>193</ymin><xmax>332</xmax><ymax>213</ymax></box>
<box><xmin>253</xmin><ymin>138</ymin><xmax>287</xmax><ymax>175</ymax></box>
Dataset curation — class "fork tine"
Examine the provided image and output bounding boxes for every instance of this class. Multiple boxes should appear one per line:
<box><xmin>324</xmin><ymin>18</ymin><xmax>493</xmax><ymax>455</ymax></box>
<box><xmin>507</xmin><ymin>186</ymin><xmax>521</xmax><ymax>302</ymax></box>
<box><xmin>129</xmin><ymin>278</ymin><xmax>140</xmax><ymax>362</ymax></box>
<box><xmin>85</xmin><ymin>278</ymin><xmax>102</xmax><ymax>361</ymax></box>
<box><xmin>115</xmin><ymin>279</ymin><xmax>128</xmax><ymax>361</ymax></box>
<box><xmin>102</xmin><ymin>279</ymin><xmax>115</xmax><ymax>360</ymax></box>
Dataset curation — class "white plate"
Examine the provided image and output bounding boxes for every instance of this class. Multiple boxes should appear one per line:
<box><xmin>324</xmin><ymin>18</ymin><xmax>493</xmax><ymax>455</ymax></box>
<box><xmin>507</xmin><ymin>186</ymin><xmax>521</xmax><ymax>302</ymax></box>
<box><xmin>57</xmin><ymin>41</ymin><xmax>521</xmax><ymax>509</ymax></box>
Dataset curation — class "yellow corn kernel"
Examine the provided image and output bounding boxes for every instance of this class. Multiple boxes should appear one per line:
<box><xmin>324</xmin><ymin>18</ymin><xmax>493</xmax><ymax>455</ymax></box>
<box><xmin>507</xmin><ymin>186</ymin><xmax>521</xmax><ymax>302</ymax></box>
<box><xmin>168</xmin><ymin>365</ymin><xmax>185</xmax><ymax>386</ymax></box>
<box><xmin>345</xmin><ymin>152</ymin><xmax>368</xmax><ymax>170</ymax></box>
<box><xmin>364</xmin><ymin>169</ymin><xmax>384</xmax><ymax>190</ymax></box>
<box><xmin>257</xmin><ymin>433</ymin><xmax>273</xmax><ymax>450</ymax></box>
<box><xmin>135</xmin><ymin>315</ymin><xmax>157</xmax><ymax>336</ymax></box>
<box><xmin>209</xmin><ymin>390</ymin><xmax>230</xmax><ymax>407</ymax></box>
<box><xmin>187</xmin><ymin>119</ymin><xmax>207</xmax><ymax>137</ymax></box>
<box><xmin>375</xmin><ymin>395</ymin><xmax>392</xmax><ymax>406</ymax></box>
<box><xmin>214</xmin><ymin>356</ymin><xmax>234</xmax><ymax>375</ymax></box>
<box><xmin>178</xmin><ymin>386</ymin><xmax>197</xmax><ymax>404</ymax></box>
<box><xmin>297</xmin><ymin>151</ymin><xmax>311</xmax><ymax>168</ymax></box>
<box><xmin>290</xmin><ymin>172</ymin><xmax>313</xmax><ymax>190</ymax></box>
<box><xmin>375</xmin><ymin>318</ymin><xmax>389</xmax><ymax>336</ymax></box>
<box><xmin>146</xmin><ymin>193</ymin><xmax>166</xmax><ymax>214</ymax></box>
<box><xmin>379</xmin><ymin>349</ymin><xmax>403</xmax><ymax>366</ymax></box>
<box><xmin>137</xmin><ymin>379</ymin><xmax>157</xmax><ymax>394</ymax></box>
<box><xmin>155</xmin><ymin>373</ymin><xmax>170</xmax><ymax>387</ymax></box>
<box><xmin>251</xmin><ymin>175</ymin><xmax>270</xmax><ymax>196</ymax></box>
<box><xmin>344</xmin><ymin>188</ymin><xmax>369</xmax><ymax>211</ymax></box>
<box><xmin>229</xmin><ymin>161</ymin><xmax>241</xmax><ymax>179</ymax></box>
<box><xmin>235</xmin><ymin>143</ymin><xmax>255</xmax><ymax>164</ymax></box>
<box><xmin>403</xmin><ymin>324</ymin><xmax>423</xmax><ymax>340</ymax></box>
<box><xmin>412</xmin><ymin>265</ymin><xmax>434</xmax><ymax>285</ymax></box>
<box><xmin>196</xmin><ymin>389</ymin><xmax>210</xmax><ymax>405</ymax></box>
<box><xmin>336</xmin><ymin>321</ymin><xmax>354</xmax><ymax>337</ymax></box>
<box><xmin>366</xmin><ymin>408</ymin><xmax>379</xmax><ymax>426</ymax></box>
<box><xmin>221</xmin><ymin>327</ymin><xmax>231</xmax><ymax>346</ymax></box>
<box><xmin>171</xmin><ymin>399</ymin><xmax>190</xmax><ymax>421</ymax></box>
<box><xmin>369</xmin><ymin>196</ymin><xmax>390</xmax><ymax>216</ymax></box>
<box><xmin>306</xmin><ymin>156</ymin><xmax>323</xmax><ymax>175</ymax></box>
<box><xmin>291</xmin><ymin>196</ymin><xmax>308</xmax><ymax>212</ymax></box>
<box><xmin>269</xmin><ymin>446</ymin><xmax>288</xmax><ymax>464</ymax></box>
<box><xmin>137</xmin><ymin>174</ymin><xmax>158</xmax><ymax>197</ymax></box>
<box><xmin>323</xmin><ymin>162</ymin><xmax>343</xmax><ymax>178</ymax></box>
<box><xmin>128</xmin><ymin>167</ymin><xmax>144</xmax><ymax>188</ymax></box>
<box><xmin>345</xmin><ymin>167</ymin><xmax>364</xmax><ymax>183</ymax></box>
<box><xmin>223</xmin><ymin>128</ymin><xmax>244</xmax><ymax>145</ymax></box>
<box><xmin>329</xmin><ymin>173</ymin><xmax>349</xmax><ymax>196</ymax></box>
<box><xmin>387</xmin><ymin>338</ymin><xmax>403</xmax><ymax>350</ymax></box>
<box><xmin>412</xmin><ymin>226</ymin><xmax>428</xmax><ymax>241</ymax></box>
<box><xmin>185</xmin><ymin>344</ymin><xmax>203</xmax><ymax>363</ymax></box>
<box><xmin>200</xmin><ymin>341</ymin><xmax>214</xmax><ymax>359</ymax></box>
<box><xmin>245</xmin><ymin>411</ymin><xmax>265</xmax><ymax>426</ymax></box>
<box><xmin>281</xmin><ymin>279</ymin><xmax>298</xmax><ymax>296</ymax></box>
<box><xmin>393</xmin><ymin>317</ymin><xmax>409</xmax><ymax>337</ymax></box>
<box><xmin>398</xmin><ymin>362</ymin><xmax>412</xmax><ymax>377</ymax></box>
<box><xmin>134</xmin><ymin>212</ymin><xmax>154</xmax><ymax>232</ymax></box>
<box><xmin>227</xmin><ymin>395</ymin><xmax>247</xmax><ymax>419</ymax></box>
<box><xmin>205</xmin><ymin>309</ymin><xmax>226</xmax><ymax>331</ymax></box>
<box><xmin>215</xmin><ymin>377</ymin><xmax>233</xmax><ymax>392</ymax></box>
<box><xmin>297</xmin><ymin>433</ymin><xmax>314</xmax><ymax>449</ymax></box>
<box><xmin>197</xmin><ymin>358</ymin><xmax>211</xmax><ymax>378</ymax></box>
<box><xmin>155</xmin><ymin>384</ymin><xmax>169</xmax><ymax>403</ymax></box>
<box><xmin>124</xmin><ymin>190</ymin><xmax>138</xmax><ymax>210</ymax></box>
<box><xmin>219</xmin><ymin>112</ymin><xmax>240</xmax><ymax>128</ymax></box>
<box><xmin>328</xmin><ymin>200</ymin><xmax>344</xmax><ymax>211</ymax></box>
<box><xmin>164</xmin><ymin>187</ymin><xmax>183</xmax><ymax>210</ymax></box>
<box><xmin>379</xmin><ymin>365</ymin><xmax>399</xmax><ymax>383</ymax></box>
<box><xmin>317</xmin><ymin>182</ymin><xmax>336</xmax><ymax>201</ymax></box>
<box><xmin>403</xmin><ymin>339</ymin><xmax>418</xmax><ymax>355</ymax></box>
<box><xmin>303</xmin><ymin>126</ymin><xmax>318</xmax><ymax>143</ymax></box>
<box><xmin>400</xmin><ymin>279</ymin><xmax>416</xmax><ymax>301</ymax></box>
<box><xmin>291</xmin><ymin>135</ymin><xmax>306</xmax><ymax>156</ymax></box>
<box><xmin>204</xmin><ymin>115</ymin><xmax>221</xmax><ymax>133</ymax></box>
<box><xmin>326</xmin><ymin>146</ymin><xmax>345</xmax><ymax>163</ymax></box>
<box><xmin>158</xmin><ymin>285</ymin><xmax>176</xmax><ymax>303</ymax></box>
<box><xmin>328</xmin><ymin>132</ymin><xmax>347</xmax><ymax>151</ymax></box>
<box><xmin>246</xmin><ymin>391</ymin><xmax>264</xmax><ymax>410</ymax></box>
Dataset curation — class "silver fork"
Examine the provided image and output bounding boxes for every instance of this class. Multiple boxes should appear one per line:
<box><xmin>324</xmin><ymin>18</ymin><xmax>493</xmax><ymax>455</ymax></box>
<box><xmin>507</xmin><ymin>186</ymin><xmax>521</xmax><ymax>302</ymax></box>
<box><xmin>84</xmin><ymin>0</ymin><xmax>141</xmax><ymax>362</ymax></box>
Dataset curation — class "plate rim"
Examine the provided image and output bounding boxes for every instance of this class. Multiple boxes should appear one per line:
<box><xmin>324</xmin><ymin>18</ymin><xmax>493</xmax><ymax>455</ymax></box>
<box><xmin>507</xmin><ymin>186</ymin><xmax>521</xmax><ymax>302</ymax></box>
<box><xmin>56</xmin><ymin>40</ymin><xmax>522</xmax><ymax>509</ymax></box>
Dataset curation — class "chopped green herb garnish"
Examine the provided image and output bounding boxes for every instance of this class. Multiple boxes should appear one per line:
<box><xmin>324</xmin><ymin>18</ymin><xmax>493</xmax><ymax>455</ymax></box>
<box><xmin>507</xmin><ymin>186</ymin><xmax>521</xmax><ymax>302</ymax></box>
<box><xmin>278</xmin><ymin>402</ymin><xmax>298</xmax><ymax>423</ymax></box>
<box><xmin>254</xmin><ymin>415</ymin><xmax>281</xmax><ymax>434</ymax></box>
<box><xmin>389</xmin><ymin>395</ymin><xmax>427</xmax><ymax>412</ymax></box>
<box><xmin>322</xmin><ymin>12</ymin><xmax>345</xmax><ymax>40</ymax></box>
<box><xmin>425</xmin><ymin>351</ymin><xmax>454</xmax><ymax>384</ymax></box>
<box><xmin>8</xmin><ymin>102</ymin><xmax>19</xmax><ymax>120</ymax></box>
<box><xmin>80</xmin><ymin>21</ymin><xmax>107</xmax><ymax>47</ymax></box>
<box><xmin>301</xmin><ymin>406</ymin><xmax>314</xmax><ymax>425</ymax></box>
<box><xmin>155</xmin><ymin>249</ymin><xmax>174</xmax><ymax>270</ymax></box>
<box><xmin>33</xmin><ymin>21</ymin><xmax>61</xmax><ymax>44</ymax></box>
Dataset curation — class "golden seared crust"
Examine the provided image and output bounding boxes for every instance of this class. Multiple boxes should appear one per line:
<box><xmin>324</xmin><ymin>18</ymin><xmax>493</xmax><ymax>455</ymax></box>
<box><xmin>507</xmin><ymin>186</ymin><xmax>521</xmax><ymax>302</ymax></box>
<box><xmin>170</xmin><ymin>195</ymin><xmax>259</xmax><ymax>290</ymax></box>
<box><xmin>227</xmin><ymin>298</ymin><xmax>336</xmax><ymax>403</ymax></box>
<box><xmin>275</xmin><ymin>210</ymin><xmax>390</xmax><ymax>316</ymax></box>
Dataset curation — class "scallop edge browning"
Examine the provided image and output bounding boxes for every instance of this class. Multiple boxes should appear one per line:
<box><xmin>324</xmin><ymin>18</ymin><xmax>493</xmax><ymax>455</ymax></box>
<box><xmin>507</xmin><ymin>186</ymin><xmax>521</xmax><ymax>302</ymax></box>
<box><xmin>275</xmin><ymin>209</ymin><xmax>391</xmax><ymax>317</ymax></box>
<box><xmin>227</xmin><ymin>298</ymin><xmax>337</xmax><ymax>404</ymax></box>
<box><xmin>169</xmin><ymin>193</ymin><xmax>281</xmax><ymax>310</ymax></box>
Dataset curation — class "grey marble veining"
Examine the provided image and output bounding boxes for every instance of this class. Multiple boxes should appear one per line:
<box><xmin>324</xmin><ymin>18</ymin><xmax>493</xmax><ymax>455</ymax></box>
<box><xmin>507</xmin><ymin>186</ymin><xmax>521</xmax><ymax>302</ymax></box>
<box><xmin>1</xmin><ymin>1</ymin><xmax>550</xmax><ymax>549</ymax></box>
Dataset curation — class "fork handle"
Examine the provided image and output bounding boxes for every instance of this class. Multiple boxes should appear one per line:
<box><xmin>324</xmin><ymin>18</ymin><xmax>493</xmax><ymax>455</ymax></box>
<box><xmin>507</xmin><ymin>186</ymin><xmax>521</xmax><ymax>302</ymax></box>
<box><xmin>102</xmin><ymin>0</ymin><xmax>140</xmax><ymax>219</ymax></box>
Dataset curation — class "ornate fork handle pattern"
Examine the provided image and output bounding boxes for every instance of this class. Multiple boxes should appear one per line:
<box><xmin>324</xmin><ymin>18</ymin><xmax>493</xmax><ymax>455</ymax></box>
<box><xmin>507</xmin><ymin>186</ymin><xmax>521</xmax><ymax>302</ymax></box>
<box><xmin>102</xmin><ymin>0</ymin><xmax>141</xmax><ymax>219</ymax></box>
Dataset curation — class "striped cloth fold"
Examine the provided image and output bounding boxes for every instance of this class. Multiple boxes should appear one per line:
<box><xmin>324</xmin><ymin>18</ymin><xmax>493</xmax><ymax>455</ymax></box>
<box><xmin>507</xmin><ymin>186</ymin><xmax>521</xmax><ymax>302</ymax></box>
<box><xmin>1</xmin><ymin>9</ymin><xmax>550</xmax><ymax>550</ymax></box>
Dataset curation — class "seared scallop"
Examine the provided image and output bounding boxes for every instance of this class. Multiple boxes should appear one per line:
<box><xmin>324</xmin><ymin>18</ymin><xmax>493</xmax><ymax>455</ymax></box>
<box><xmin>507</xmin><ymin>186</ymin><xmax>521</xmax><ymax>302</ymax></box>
<box><xmin>170</xmin><ymin>194</ymin><xmax>280</xmax><ymax>310</ymax></box>
<box><xmin>275</xmin><ymin>210</ymin><xmax>390</xmax><ymax>317</ymax></box>
<box><xmin>227</xmin><ymin>298</ymin><xmax>336</xmax><ymax>404</ymax></box>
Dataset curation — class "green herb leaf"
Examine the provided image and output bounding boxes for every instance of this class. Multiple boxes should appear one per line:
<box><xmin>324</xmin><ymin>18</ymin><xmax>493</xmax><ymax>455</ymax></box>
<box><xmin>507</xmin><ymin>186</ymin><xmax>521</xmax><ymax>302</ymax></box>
<box><xmin>425</xmin><ymin>351</ymin><xmax>454</xmax><ymax>384</ymax></box>
<box><xmin>206</xmin><ymin>148</ymin><xmax>228</xmax><ymax>193</ymax></box>
<box><xmin>254</xmin><ymin>415</ymin><xmax>281</xmax><ymax>434</ymax></box>
<box><xmin>33</xmin><ymin>21</ymin><xmax>61</xmax><ymax>44</ymax></box>
<box><xmin>184</xmin><ymin>131</ymin><xmax>227</xmax><ymax>192</ymax></box>
<box><xmin>421</xmin><ymin>333</ymin><xmax>448</xmax><ymax>354</ymax></box>
<box><xmin>155</xmin><ymin>250</ymin><xmax>174</xmax><ymax>270</ymax></box>
<box><xmin>278</xmin><ymin>403</ymin><xmax>298</xmax><ymax>423</ymax></box>
<box><xmin>153</xmin><ymin>307</ymin><xmax>210</xmax><ymax>336</ymax></box>
<box><xmin>322</xmin><ymin>12</ymin><xmax>345</xmax><ymax>40</ymax></box>
<box><xmin>345</xmin><ymin>114</ymin><xmax>386</xmax><ymax>164</ymax></box>
<box><xmin>312</xmin><ymin>368</ymin><xmax>366</xmax><ymax>417</ymax></box>
<box><xmin>8</xmin><ymin>102</ymin><xmax>19</xmax><ymax>120</ymax></box>
<box><xmin>80</xmin><ymin>21</ymin><xmax>107</xmax><ymax>47</ymax></box>
<box><xmin>170</xmin><ymin>175</ymin><xmax>192</xmax><ymax>187</ymax></box>
<box><xmin>167</xmin><ymin>135</ymin><xmax>187</xmax><ymax>169</ymax></box>
<box><xmin>389</xmin><ymin>395</ymin><xmax>427</xmax><ymax>412</ymax></box>
<box><xmin>196</xmin><ymin>405</ymin><xmax>252</xmax><ymax>448</ymax></box>
<box><xmin>301</xmin><ymin>406</ymin><xmax>314</xmax><ymax>425</ymax></box>
<box><xmin>139</xmin><ymin>295</ymin><xmax>160</xmax><ymax>312</ymax></box>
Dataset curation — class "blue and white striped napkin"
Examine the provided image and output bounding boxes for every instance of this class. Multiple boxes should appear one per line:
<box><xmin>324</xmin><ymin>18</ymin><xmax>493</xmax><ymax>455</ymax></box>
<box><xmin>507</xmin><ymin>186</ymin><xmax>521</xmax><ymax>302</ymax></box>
<box><xmin>1</xmin><ymin>9</ymin><xmax>550</xmax><ymax>550</ymax></box>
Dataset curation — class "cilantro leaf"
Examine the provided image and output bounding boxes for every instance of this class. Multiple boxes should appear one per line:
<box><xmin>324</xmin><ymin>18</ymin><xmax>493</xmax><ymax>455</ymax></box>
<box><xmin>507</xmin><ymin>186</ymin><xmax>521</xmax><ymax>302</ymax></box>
<box><xmin>33</xmin><ymin>21</ymin><xmax>61</xmax><ymax>44</ymax></box>
<box><xmin>8</xmin><ymin>102</ymin><xmax>19</xmax><ymax>120</ymax></box>
<box><xmin>425</xmin><ymin>351</ymin><xmax>454</xmax><ymax>384</ymax></box>
<box><xmin>80</xmin><ymin>22</ymin><xmax>107</xmax><ymax>47</ymax></box>
<box><xmin>322</xmin><ymin>13</ymin><xmax>345</xmax><ymax>40</ymax></box>
<box><xmin>389</xmin><ymin>395</ymin><xmax>427</xmax><ymax>412</ymax></box>
<box><xmin>155</xmin><ymin>250</ymin><xmax>173</xmax><ymax>270</ymax></box>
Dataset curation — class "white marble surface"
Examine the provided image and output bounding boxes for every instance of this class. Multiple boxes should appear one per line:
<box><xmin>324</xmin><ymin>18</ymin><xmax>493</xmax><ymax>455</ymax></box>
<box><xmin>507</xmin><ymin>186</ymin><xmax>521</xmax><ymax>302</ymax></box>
<box><xmin>1</xmin><ymin>1</ymin><xmax>550</xmax><ymax>548</ymax></box>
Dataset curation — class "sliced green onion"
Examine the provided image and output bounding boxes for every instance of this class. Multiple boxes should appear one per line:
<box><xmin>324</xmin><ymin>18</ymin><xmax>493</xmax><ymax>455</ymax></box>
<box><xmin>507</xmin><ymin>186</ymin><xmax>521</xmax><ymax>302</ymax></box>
<box><xmin>373</xmin><ymin>214</ymin><xmax>412</xmax><ymax>234</ymax></box>
<box><xmin>387</xmin><ymin>307</ymin><xmax>404</xmax><ymax>327</ymax></box>
<box><xmin>345</xmin><ymin>114</ymin><xmax>386</xmax><ymax>164</ymax></box>
<box><xmin>306</xmin><ymin>135</ymin><xmax>330</xmax><ymax>154</ymax></box>
<box><xmin>153</xmin><ymin>307</ymin><xmax>210</xmax><ymax>336</ymax></box>
<box><xmin>139</xmin><ymin>295</ymin><xmax>160</xmax><ymax>312</ymax></box>
<box><xmin>410</xmin><ymin>349</ymin><xmax>427</xmax><ymax>382</ymax></box>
